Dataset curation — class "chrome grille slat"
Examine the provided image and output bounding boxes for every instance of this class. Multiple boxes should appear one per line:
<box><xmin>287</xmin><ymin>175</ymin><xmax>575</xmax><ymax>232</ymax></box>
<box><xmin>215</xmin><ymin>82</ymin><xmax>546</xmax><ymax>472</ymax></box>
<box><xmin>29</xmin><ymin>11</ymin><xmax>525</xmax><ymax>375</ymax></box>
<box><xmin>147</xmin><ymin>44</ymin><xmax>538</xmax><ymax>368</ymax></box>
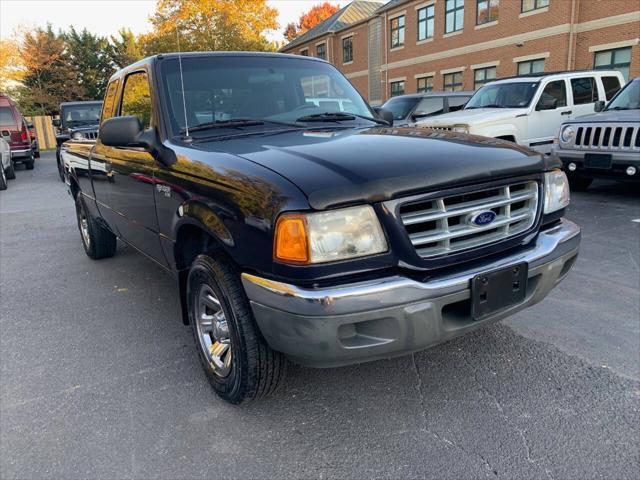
<box><xmin>399</xmin><ymin>180</ymin><xmax>539</xmax><ymax>258</ymax></box>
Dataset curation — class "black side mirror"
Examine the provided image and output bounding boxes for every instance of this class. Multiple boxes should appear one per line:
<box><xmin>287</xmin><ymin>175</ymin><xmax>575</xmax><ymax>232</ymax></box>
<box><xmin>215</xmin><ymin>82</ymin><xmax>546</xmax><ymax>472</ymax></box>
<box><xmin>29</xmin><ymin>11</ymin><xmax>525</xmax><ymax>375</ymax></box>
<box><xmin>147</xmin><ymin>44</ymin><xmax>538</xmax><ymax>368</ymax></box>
<box><xmin>100</xmin><ymin>116</ymin><xmax>175</xmax><ymax>166</ymax></box>
<box><xmin>52</xmin><ymin>119</ymin><xmax>61</xmax><ymax>127</ymax></box>
<box><xmin>536</xmin><ymin>97</ymin><xmax>558</xmax><ymax>111</ymax></box>
<box><xmin>594</xmin><ymin>100</ymin><xmax>605</xmax><ymax>112</ymax></box>
<box><xmin>376</xmin><ymin>108</ymin><xmax>394</xmax><ymax>126</ymax></box>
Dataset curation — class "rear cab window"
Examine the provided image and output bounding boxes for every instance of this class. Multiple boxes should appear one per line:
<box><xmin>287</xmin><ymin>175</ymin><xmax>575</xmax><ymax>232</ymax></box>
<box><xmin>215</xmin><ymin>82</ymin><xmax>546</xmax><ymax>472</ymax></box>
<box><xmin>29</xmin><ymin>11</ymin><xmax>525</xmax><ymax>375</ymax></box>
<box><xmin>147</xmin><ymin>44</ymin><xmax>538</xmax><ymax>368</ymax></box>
<box><xmin>415</xmin><ymin>97</ymin><xmax>444</xmax><ymax>116</ymax></box>
<box><xmin>447</xmin><ymin>96</ymin><xmax>470</xmax><ymax>112</ymax></box>
<box><xmin>571</xmin><ymin>77</ymin><xmax>599</xmax><ymax>105</ymax></box>
<box><xmin>0</xmin><ymin>107</ymin><xmax>16</xmax><ymax>126</ymax></box>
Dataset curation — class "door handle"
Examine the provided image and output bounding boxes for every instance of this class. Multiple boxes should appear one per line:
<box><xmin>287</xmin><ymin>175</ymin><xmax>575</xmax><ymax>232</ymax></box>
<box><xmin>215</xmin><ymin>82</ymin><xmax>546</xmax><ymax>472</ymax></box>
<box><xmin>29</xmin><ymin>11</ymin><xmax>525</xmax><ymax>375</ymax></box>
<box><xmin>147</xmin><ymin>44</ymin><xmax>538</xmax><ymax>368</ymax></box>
<box><xmin>561</xmin><ymin>110</ymin><xmax>572</xmax><ymax>115</ymax></box>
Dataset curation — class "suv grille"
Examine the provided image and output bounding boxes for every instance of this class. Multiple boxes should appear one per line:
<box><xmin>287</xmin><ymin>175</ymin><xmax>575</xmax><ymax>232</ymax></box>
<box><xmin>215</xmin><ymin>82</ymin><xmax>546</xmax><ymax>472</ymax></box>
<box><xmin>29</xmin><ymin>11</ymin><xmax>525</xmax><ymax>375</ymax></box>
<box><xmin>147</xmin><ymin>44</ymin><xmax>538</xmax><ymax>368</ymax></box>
<box><xmin>574</xmin><ymin>124</ymin><xmax>640</xmax><ymax>150</ymax></box>
<box><xmin>81</xmin><ymin>131</ymin><xmax>98</xmax><ymax>140</ymax></box>
<box><xmin>399</xmin><ymin>181</ymin><xmax>539</xmax><ymax>258</ymax></box>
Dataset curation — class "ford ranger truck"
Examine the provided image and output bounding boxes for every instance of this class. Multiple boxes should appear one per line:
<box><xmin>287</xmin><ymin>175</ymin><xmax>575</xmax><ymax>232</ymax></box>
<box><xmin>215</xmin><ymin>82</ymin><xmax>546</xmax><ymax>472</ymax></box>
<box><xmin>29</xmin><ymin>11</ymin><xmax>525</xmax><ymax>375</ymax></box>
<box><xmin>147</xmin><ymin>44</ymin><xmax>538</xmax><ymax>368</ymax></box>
<box><xmin>553</xmin><ymin>76</ymin><xmax>640</xmax><ymax>191</ymax></box>
<box><xmin>61</xmin><ymin>53</ymin><xmax>580</xmax><ymax>404</ymax></box>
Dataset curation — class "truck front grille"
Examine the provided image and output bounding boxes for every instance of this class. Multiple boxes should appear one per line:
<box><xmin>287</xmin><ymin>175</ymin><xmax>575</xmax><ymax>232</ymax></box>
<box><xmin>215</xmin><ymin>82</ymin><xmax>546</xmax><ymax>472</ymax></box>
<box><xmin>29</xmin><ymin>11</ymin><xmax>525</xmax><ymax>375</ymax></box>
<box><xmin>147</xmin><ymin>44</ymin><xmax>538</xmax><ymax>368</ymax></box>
<box><xmin>573</xmin><ymin>124</ymin><xmax>640</xmax><ymax>150</ymax></box>
<box><xmin>398</xmin><ymin>180</ymin><xmax>539</xmax><ymax>258</ymax></box>
<box><xmin>81</xmin><ymin>131</ymin><xmax>98</xmax><ymax>140</ymax></box>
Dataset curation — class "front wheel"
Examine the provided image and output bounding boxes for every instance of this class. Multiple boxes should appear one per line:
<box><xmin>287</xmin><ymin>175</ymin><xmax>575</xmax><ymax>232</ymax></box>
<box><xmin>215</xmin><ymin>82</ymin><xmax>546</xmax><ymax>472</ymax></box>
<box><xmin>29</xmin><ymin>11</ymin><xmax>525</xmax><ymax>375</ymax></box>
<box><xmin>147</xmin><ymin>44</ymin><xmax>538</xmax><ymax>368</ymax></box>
<box><xmin>75</xmin><ymin>195</ymin><xmax>117</xmax><ymax>259</ymax></box>
<box><xmin>187</xmin><ymin>254</ymin><xmax>286</xmax><ymax>404</ymax></box>
<box><xmin>6</xmin><ymin>161</ymin><xmax>15</xmax><ymax>180</ymax></box>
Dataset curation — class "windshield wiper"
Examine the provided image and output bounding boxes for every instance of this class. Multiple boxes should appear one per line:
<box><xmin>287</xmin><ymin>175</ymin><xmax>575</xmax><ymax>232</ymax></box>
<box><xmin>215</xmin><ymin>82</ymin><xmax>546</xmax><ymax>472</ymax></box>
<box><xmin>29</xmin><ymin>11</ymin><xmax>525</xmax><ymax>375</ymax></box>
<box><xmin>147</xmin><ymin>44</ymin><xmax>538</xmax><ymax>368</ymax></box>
<box><xmin>180</xmin><ymin>118</ymin><xmax>264</xmax><ymax>134</ymax></box>
<box><xmin>295</xmin><ymin>112</ymin><xmax>388</xmax><ymax>125</ymax></box>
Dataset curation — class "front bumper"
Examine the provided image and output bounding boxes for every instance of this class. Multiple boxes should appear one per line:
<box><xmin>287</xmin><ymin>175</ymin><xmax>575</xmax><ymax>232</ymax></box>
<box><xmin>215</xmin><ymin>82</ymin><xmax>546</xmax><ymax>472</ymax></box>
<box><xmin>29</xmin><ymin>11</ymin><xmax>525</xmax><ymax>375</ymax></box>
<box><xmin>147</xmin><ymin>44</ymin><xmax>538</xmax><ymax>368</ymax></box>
<box><xmin>553</xmin><ymin>146</ymin><xmax>640</xmax><ymax>180</ymax></box>
<box><xmin>242</xmin><ymin>220</ymin><xmax>581</xmax><ymax>367</ymax></box>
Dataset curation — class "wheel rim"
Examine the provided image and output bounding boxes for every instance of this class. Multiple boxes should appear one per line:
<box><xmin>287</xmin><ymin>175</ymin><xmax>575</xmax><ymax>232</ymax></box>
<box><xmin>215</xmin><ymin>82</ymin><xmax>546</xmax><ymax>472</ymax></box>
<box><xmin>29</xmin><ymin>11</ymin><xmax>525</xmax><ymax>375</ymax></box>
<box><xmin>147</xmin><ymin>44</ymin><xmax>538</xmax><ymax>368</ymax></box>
<box><xmin>77</xmin><ymin>204</ymin><xmax>90</xmax><ymax>248</ymax></box>
<box><xmin>195</xmin><ymin>284</ymin><xmax>232</xmax><ymax>378</ymax></box>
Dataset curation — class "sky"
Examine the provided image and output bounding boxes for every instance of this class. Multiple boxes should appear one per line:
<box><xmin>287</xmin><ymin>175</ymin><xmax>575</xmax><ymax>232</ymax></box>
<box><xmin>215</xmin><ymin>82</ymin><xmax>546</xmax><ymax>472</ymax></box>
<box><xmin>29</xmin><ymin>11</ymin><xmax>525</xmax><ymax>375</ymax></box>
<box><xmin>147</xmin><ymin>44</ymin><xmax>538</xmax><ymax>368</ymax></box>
<box><xmin>0</xmin><ymin>0</ymin><xmax>349</xmax><ymax>42</ymax></box>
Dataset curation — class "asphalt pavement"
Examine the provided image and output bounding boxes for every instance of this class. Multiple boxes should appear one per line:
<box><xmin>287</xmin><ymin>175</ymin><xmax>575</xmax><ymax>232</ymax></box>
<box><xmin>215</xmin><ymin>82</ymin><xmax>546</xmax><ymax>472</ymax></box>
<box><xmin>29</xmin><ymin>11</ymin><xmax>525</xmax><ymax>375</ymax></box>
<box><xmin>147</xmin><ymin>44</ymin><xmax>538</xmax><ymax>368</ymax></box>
<box><xmin>1</xmin><ymin>152</ymin><xmax>638</xmax><ymax>479</ymax></box>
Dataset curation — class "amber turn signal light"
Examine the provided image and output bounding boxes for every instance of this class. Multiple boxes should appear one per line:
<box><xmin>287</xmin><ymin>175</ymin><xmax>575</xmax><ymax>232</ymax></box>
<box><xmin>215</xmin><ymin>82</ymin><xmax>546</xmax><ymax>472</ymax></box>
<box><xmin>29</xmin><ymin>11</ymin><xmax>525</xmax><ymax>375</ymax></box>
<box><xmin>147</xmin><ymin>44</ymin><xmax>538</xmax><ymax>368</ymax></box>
<box><xmin>274</xmin><ymin>214</ymin><xmax>309</xmax><ymax>263</ymax></box>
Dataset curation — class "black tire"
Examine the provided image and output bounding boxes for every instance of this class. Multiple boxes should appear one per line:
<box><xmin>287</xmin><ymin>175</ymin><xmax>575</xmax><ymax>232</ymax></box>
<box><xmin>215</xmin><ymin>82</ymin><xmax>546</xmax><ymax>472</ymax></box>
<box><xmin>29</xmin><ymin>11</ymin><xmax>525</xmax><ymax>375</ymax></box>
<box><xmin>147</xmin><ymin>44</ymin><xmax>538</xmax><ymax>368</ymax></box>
<box><xmin>568</xmin><ymin>176</ymin><xmax>593</xmax><ymax>191</ymax></box>
<box><xmin>57</xmin><ymin>160</ymin><xmax>65</xmax><ymax>182</ymax></box>
<box><xmin>25</xmin><ymin>154</ymin><xmax>34</xmax><ymax>170</ymax></box>
<box><xmin>75</xmin><ymin>195</ymin><xmax>117</xmax><ymax>259</ymax></box>
<box><xmin>187</xmin><ymin>254</ymin><xmax>286</xmax><ymax>404</ymax></box>
<box><xmin>0</xmin><ymin>165</ymin><xmax>7</xmax><ymax>190</ymax></box>
<box><xmin>34</xmin><ymin>150</ymin><xmax>40</xmax><ymax>158</ymax></box>
<box><xmin>6</xmin><ymin>161</ymin><xmax>15</xmax><ymax>180</ymax></box>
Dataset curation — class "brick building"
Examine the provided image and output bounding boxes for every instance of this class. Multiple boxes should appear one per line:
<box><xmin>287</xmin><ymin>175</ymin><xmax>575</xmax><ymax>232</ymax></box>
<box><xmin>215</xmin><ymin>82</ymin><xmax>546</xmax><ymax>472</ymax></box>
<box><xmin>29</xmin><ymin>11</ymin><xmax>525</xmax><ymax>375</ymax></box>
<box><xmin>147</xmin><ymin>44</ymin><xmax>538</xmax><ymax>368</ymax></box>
<box><xmin>281</xmin><ymin>0</ymin><xmax>640</xmax><ymax>105</ymax></box>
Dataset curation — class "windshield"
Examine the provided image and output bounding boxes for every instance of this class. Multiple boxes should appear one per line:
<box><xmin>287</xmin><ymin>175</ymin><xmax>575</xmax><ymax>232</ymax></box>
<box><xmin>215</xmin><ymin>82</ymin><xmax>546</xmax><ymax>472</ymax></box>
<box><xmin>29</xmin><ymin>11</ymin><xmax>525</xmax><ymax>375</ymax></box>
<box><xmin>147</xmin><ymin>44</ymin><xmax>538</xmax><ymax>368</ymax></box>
<box><xmin>381</xmin><ymin>97</ymin><xmax>419</xmax><ymax>120</ymax></box>
<box><xmin>605</xmin><ymin>80</ymin><xmax>640</xmax><ymax>110</ymax></box>
<box><xmin>159</xmin><ymin>55</ymin><xmax>374</xmax><ymax>135</ymax></box>
<box><xmin>61</xmin><ymin>104</ymin><xmax>102</xmax><ymax>126</ymax></box>
<box><xmin>465</xmin><ymin>82</ymin><xmax>539</xmax><ymax>109</ymax></box>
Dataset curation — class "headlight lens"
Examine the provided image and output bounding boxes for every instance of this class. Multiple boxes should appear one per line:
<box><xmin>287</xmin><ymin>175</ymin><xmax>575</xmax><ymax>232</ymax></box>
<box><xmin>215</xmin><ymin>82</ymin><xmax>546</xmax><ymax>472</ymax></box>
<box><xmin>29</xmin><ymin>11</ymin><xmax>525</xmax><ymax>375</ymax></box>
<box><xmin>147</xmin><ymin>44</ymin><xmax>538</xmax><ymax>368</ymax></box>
<box><xmin>275</xmin><ymin>205</ymin><xmax>387</xmax><ymax>264</ymax></box>
<box><xmin>452</xmin><ymin>125</ymin><xmax>469</xmax><ymax>133</ymax></box>
<box><xmin>71</xmin><ymin>131</ymin><xmax>83</xmax><ymax>140</ymax></box>
<box><xmin>560</xmin><ymin>125</ymin><xmax>575</xmax><ymax>144</ymax></box>
<box><xmin>543</xmin><ymin>170</ymin><xmax>570</xmax><ymax>213</ymax></box>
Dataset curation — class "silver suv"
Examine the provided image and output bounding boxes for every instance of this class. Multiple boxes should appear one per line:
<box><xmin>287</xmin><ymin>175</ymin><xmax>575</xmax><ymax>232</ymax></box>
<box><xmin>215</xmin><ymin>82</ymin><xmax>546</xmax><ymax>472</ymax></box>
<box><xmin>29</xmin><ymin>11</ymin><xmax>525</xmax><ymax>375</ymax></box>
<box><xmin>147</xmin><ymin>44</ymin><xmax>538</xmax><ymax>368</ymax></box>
<box><xmin>553</xmin><ymin>77</ymin><xmax>639</xmax><ymax>191</ymax></box>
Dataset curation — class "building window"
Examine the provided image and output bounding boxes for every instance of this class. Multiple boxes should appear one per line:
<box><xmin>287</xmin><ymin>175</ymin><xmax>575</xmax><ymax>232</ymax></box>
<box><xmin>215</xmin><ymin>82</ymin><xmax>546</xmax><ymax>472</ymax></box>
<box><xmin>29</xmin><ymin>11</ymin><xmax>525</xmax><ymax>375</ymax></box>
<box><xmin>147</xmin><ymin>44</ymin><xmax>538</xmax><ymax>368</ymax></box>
<box><xmin>474</xmin><ymin>66</ymin><xmax>496</xmax><ymax>89</ymax></box>
<box><xmin>477</xmin><ymin>0</ymin><xmax>499</xmax><ymax>24</ymax></box>
<box><xmin>417</xmin><ymin>76</ymin><xmax>434</xmax><ymax>93</ymax></box>
<box><xmin>521</xmin><ymin>0</ymin><xmax>549</xmax><ymax>13</ymax></box>
<box><xmin>594</xmin><ymin>47</ymin><xmax>631</xmax><ymax>82</ymax></box>
<box><xmin>316</xmin><ymin>43</ymin><xmax>326</xmax><ymax>60</ymax></box>
<box><xmin>417</xmin><ymin>5</ymin><xmax>435</xmax><ymax>41</ymax></box>
<box><xmin>390</xmin><ymin>80</ymin><xmax>405</xmax><ymax>97</ymax></box>
<box><xmin>390</xmin><ymin>15</ymin><xmax>405</xmax><ymax>48</ymax></box>
<box><xmin>300</xmin><ymin>49</ymin><xmax>309</xmax><ymax>56</ymax></box>
<box><xmin>517</xmin><ymin>58</ymin><xmax>545</xmax><ymax>75</ymax></box>
<box><xmin>444</xmin><ymin>72</ymin><xmax>464</xmax><ymax>91</ymax></box>
<box><xmin>445</xmin><ymin>0</ymin><xmax>464</xmax><ymax>34</ymax></box>
<box><xmin>342</xmin><ymin>36</ymin><xmax>353</xmax><ymax>63</ymax></box>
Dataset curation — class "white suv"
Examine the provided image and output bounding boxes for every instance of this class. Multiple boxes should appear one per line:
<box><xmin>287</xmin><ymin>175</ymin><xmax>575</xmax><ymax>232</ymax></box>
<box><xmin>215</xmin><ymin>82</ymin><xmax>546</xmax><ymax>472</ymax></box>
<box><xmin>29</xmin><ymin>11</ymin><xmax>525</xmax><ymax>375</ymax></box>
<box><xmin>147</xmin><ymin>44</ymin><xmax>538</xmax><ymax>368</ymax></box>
<box><xmin>416</xmin><ymin>70</ymin><xmax>625</xmax><ymax>154</ymax></box>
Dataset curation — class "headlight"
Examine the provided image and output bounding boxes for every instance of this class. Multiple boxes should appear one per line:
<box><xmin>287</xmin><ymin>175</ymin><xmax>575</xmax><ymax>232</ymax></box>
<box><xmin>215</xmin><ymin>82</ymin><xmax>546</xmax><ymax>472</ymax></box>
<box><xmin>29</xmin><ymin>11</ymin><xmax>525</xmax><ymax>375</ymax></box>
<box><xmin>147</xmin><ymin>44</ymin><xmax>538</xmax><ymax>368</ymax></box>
<box><xmin>71</xmin><ymin>131</ymin><xmax>83</xmax><ymax>140</ymax></box>
<box><xmin>274</xmin><ymin>205</ymin><xmax>387</xmax><ymax>264</ymax></box>
<box><xmin>452</xmin><ymin>125</ymin><xmax>469</xmax><ymax>133</ymax></box>
<box><xmin>559</xmin><ymin>125</ymin><xmax>575</xmax><ymax>144</ymax></box>
<box><xmin>543</xmin><ymin>170</ymin><xmax>570</xmax><ymax>213</ymax></box>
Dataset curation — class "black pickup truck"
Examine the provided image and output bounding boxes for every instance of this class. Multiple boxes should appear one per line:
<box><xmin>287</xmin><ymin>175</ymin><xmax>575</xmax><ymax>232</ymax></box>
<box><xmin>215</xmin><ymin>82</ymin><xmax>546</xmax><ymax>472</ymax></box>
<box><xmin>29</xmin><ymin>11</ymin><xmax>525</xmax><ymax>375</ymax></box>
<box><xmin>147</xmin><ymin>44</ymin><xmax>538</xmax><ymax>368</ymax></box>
<box><xmin>62</xmin><ymin>52</ymin><xmax>580</xmax><ymax>404</ymax></box>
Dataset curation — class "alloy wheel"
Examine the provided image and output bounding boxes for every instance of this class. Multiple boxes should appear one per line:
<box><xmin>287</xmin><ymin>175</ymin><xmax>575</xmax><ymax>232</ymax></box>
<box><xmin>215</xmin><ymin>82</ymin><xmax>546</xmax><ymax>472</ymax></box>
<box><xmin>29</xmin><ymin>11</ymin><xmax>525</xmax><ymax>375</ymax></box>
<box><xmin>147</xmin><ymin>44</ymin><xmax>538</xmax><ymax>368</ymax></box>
<box><xmin>195</xmin><ymin>284</ymin><xmax>232</xmax><ymax>377</ymax></box>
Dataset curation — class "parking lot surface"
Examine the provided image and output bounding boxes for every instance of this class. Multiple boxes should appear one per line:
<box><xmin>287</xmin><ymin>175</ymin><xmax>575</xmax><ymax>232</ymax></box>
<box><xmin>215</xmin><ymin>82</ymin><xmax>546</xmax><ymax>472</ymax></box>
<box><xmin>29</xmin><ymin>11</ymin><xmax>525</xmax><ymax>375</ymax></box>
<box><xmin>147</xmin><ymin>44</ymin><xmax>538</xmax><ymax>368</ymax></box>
<box><xmin>1</xmin><ymin>153</ymin><xmax>638</xmax><ymax>479</ymax></box>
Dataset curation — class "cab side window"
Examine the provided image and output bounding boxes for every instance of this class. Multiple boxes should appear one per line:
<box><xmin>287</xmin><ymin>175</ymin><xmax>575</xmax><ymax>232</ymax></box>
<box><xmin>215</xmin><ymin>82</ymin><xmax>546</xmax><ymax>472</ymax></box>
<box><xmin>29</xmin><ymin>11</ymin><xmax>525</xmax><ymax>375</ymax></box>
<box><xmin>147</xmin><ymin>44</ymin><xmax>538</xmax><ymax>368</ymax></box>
<box><xmin>602</xmin><ymin>76</ymin><xmax>622</xmax><ymax>101</ymax></box>
<box><xmin>415</xmin><ymin>97</ymin><xmax>444</xmax><ymax>116</ymax></box>
<box><xmin>100</xmin><ymin>80</ymin><xmax>120</xmax><ymax>124</ymax></box>
<box><xmin>571</xmin><ymin>77</ymin><xmax>599</xmax><ymax>105</ymax></box>
<box><xmin>121</xmin><ymin>71</ymin><xmax>152</xmax><ymax>128</ymax></box>
<box><xmin>539</xmin><ymin>80</ymin><xmax>567</xmax><ymax>108</ymax></box>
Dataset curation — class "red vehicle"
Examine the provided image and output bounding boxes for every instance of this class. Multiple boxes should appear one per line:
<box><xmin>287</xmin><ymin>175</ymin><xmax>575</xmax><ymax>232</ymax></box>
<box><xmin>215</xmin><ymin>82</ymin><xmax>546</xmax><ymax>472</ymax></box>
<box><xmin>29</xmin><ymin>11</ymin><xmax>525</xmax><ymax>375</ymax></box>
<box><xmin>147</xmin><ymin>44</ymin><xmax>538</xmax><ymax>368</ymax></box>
<box><xmin>0</xmin><ymin>94</ymin><xmax>35</xmax><ymax>171</ymax></box>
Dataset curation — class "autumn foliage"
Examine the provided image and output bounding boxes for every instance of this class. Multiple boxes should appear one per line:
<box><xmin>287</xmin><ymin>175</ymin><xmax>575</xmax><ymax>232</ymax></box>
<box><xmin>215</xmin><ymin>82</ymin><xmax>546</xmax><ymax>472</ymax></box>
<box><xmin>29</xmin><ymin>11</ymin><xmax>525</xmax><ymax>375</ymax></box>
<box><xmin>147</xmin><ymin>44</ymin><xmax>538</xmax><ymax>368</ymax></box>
<box><xmin>284</xmin><ymin>2</ymin><xmax>341</xmax><ymax>42</ymax></box>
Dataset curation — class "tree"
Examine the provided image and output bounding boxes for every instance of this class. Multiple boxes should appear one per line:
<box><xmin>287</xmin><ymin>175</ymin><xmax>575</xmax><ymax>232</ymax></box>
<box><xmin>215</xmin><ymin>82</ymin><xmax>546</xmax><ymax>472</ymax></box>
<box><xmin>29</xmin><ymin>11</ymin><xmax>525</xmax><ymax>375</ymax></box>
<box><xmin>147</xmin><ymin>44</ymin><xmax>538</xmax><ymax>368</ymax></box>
<box><xmin>108</xmin><ymin>29</ymin><xmax>143</xmax><ymax>69</ymax></box>
<box><xmin>284</xmin><ymin>2</ymin><xmax>340</xmax><ymax>42</ymax></box>
<box><xmin>0</xmin><ymin>38</ymin><xmax>24</xmax><ymax>93</ymax></box>
<box><xmin>139</xmin><ymin>0</ymin><xmax>279</xmax><ymax>55</ymax></box>
<box><xmin>63</xmin><ymin>27</ymin><xmax>112</xmax><ymax>100</ymax></box>
<box><xmin>14</xmin><ymin>25</ymin><xmax>81</xmax><ymax>115</ymax></box>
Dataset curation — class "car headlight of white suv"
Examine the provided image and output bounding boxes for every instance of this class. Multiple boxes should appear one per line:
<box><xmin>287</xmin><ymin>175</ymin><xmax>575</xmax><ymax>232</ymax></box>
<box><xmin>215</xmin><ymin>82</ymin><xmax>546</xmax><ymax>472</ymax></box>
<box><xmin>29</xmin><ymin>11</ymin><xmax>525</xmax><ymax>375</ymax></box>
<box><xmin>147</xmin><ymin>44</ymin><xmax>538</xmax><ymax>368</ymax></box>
<box><xmin>543</xmin><ymin>170</ymin><xmax>570</xmax><ymax>213</ymax></box>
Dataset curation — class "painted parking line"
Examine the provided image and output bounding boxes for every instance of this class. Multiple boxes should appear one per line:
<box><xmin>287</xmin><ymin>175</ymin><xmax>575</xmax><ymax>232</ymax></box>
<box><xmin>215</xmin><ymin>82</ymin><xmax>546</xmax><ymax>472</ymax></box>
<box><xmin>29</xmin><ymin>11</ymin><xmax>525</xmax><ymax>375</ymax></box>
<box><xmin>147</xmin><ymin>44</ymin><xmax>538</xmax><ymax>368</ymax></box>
<box><xmin>632</xmin><ymin>219</ymin><xmax>640</xmax><ymax>223</ymax></box>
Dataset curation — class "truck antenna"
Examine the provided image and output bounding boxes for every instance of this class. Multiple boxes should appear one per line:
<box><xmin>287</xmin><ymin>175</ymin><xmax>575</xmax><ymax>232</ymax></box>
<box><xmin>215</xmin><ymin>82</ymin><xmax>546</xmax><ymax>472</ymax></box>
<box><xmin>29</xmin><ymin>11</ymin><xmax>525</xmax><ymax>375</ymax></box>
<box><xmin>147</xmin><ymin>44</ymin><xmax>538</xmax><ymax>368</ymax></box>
<box><xmin>176</xmin><ymin>28</ymin><xmax>190</xmax><ymax>140</ymax></box>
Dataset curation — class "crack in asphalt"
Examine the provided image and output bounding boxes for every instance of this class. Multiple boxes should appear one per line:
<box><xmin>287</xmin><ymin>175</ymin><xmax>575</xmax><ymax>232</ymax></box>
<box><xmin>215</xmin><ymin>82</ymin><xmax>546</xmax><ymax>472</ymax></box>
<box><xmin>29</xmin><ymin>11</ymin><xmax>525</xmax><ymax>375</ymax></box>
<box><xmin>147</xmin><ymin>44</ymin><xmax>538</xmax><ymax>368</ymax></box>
<box><xmin>411</xmin><ymin>353</ymin><xmax>498</xmax><ymax>478</ymax></box>
<box><xmin>461</xmin><ymin>354</ymin><xmax>555</xmax><ymax>480</ymax></box>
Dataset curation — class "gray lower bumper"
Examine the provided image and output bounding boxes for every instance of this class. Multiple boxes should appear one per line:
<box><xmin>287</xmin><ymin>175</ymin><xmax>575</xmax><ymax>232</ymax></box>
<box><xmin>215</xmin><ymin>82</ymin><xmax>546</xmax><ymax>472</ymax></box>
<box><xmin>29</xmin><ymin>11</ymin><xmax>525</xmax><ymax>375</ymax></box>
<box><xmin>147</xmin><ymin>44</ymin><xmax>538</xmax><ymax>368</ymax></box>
<box><xmin>242</xmin><ymin>220</ymin><xmax>581</xmax><ymax>368</ymax></box>
<box><xmin>10</xmin><ymin>149</ymin><xmax>31</xmax><ymax>160</ymax></box>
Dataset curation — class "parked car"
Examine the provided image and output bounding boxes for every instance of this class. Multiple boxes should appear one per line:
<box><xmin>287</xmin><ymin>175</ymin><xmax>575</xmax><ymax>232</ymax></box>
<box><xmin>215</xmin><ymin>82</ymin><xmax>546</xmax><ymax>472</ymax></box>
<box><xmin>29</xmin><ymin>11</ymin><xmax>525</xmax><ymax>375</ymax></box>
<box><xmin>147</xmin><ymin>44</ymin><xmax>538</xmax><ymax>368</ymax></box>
<box><xmin>53</xmin><ymin>100</ymin><xmax>102</xmax><ymax>181</ymax></box>
<box><xmin>0</xmin><ymin>94</ymin><xmax>35</xmax><ymax>170</ymax></box>
<box><xmin>62</xmin><ymin>52</ymin><xmax>580</xmax><ymax>404</ymax></box>
<box><xmin>25</xmin><ymin>119</ymin><xmax>40</xmax><ymax>158</ymax></box>
<box><xmin>416</xmin><ymin>70</ymin><xmax>625</xmax><ymax>154</ymax></box>
<box><xmin>381</xmin><ymin>91</ymin><xmax>474</xmax><ymax>126</ymax></box>
<box><xmin>0</xmin><ymin>137</ymin><xmax>10</xmax><ymax>190</ymax></box>
<box><xmin>552</xmin><ymin>77</ymin><xmax>639</xmax><ymax>190</ymax></box>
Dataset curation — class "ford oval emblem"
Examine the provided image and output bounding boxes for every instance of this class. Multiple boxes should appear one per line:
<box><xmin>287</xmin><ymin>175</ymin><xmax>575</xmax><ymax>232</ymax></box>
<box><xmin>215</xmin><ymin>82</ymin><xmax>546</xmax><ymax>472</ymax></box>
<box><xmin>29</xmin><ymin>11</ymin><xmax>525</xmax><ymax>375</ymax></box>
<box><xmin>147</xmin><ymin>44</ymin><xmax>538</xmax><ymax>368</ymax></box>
<box><xmin>468</xmin><ymin>210</ymin><xmax>497</xmax><ymax>227</ymax></box>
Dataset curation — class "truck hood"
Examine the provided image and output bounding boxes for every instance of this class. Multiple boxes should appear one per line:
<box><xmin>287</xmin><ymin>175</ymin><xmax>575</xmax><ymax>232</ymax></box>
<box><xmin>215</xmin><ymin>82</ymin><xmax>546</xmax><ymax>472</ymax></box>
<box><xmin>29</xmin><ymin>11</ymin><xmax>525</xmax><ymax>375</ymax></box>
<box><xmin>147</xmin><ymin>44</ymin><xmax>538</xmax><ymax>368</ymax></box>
<box><xmin>196</xmin><ymin>126</ymin><xmax>550</xmax><ymax>210</ymax></box>
<box><xmin>417</xmin><ymin>108</ymin><xmax>527</xmax><ymax>127</ymax></box>
<box><xmin>566</xmin><ymin>110</ymin><xmax>640</xmax><ymax>123</ymax></box>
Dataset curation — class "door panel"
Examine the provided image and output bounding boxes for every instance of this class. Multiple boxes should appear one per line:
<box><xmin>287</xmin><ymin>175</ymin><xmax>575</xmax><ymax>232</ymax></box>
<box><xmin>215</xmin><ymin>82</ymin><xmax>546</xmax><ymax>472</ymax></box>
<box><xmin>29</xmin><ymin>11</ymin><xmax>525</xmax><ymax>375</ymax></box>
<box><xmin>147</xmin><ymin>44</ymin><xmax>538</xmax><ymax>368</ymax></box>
<box><xmin>526</xmin><ymin>79</ymin><xmax>571</xmax><ymax>152</ymax></box>
<box><xmin>570</xmin><ymin>77</ymin><xmax>599</xmax><ymax>118</ymax></box>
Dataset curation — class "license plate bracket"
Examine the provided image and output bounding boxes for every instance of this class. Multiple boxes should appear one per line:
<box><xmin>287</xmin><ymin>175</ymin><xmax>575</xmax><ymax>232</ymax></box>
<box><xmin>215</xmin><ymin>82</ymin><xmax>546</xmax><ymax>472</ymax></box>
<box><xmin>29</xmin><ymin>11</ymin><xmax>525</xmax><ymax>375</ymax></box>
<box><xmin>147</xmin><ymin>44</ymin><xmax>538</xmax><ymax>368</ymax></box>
<box><xmin>471</xmin><ymin>263</ymin><xmax>528</xmax><ymax>320</ymax></box>
<box><xmin>584</xmin><ymin>153</ymin><xmax>612</xmax><ymax>170</ymax></box>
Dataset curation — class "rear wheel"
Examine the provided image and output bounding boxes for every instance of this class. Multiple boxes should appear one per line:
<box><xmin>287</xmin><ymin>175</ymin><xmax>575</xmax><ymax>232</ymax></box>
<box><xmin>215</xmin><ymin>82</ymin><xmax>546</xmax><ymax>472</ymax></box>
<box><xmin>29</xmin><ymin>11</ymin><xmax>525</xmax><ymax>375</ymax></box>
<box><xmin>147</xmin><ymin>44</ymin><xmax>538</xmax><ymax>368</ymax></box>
<box><xmin>75</xmin><ymin>195</ymin><xmax>117</xmax><ymax>259</ymax></box>
<box><xmin>187</xmin><ymin>254</ymin><xmax>286</xmax><ymax>404</ymax></box>
<box><xmin>25</xmin><ymin>153</ymin><xmax>34</xmax><ymax>170</ymax></box>
<box><xmin>0</xmin><ymin>165</ymin><xmax>7</xmax><ymax>190</ymax></box>
<box><xmin>6</xmin><ymin>160</ymin><xmax>15</xmax><ymax>180</ymax></box>
<box><xmin>568</xmin><ymin>176</ymin><xmax>592</xmax><ymax>191</ymax></box>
